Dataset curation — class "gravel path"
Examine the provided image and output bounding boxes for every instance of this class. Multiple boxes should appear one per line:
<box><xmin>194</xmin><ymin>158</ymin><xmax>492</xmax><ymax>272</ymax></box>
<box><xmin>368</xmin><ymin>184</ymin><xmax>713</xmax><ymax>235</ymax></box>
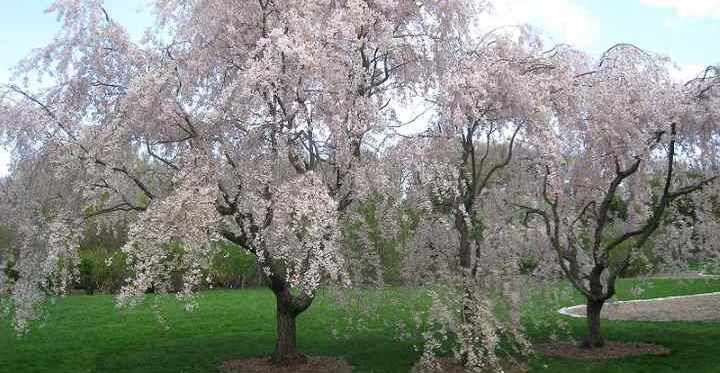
<box><xmin>560</xmin><ymin>292</ymin><xmax>720</xmax><ymax>322</ymax></box>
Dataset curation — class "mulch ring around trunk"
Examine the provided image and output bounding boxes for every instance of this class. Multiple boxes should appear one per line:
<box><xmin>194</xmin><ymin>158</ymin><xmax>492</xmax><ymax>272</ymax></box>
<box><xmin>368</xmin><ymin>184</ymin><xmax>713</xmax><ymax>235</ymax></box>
<box><xmin>411</xmin><ymin>357</ymin><xmax>529</xmax><ymax>373</ymax></box>
<box><xmin>220</xmin><ymin>356</ymin><xmax>353</xmax><ymax>373</ymax></box>
<box><xmin>536</xmin><ymin>342</ymin><xmax>670</xmax><ymax>360</ymax></box>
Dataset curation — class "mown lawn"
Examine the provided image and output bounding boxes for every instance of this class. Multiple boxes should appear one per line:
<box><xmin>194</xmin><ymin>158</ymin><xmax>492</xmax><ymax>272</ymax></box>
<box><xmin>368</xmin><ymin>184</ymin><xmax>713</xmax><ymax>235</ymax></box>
<box><xmin>527</xmin><ymin>277</ymin><xmax>720</xmax><ymax>373</ymax></box>
<box><xmin>1</xmin><ymin>278</ymin><xmax>719</xmax><ymax>373</ymax></box>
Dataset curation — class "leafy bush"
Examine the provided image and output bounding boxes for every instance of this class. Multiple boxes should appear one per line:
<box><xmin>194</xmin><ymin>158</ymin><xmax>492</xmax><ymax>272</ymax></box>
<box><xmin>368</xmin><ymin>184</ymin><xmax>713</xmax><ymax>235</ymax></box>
<box><xmin>619</xmin><ymin>252</ymin><xmax>655</xmax><ymax>278</ymax></box>
<box><xmin>209</xmin><ymin>243</ymin><xmax>258</xmax><ymax>288</ymax></box>
<box><xmin>75</xmin><ymin>222</ymin><xmax>129</xmax><ymax>294</ymax></box>
<box><xmin>519</xmin><ymin>256</ymin><xmax>539</xmax><ymax>275</ymax></box>
<box><xmin>78</xmin><ymin>247</ymin><xmax>128</xmax><ymax>294</ymax></box>
<box><xmin>342</xmin><ymin>196</ymin><xmax>419</xmax><ymax>286</ymax></box>
<box><xmin>700</xmin><ymin>260</ymin><xmax>720</xmax><ymax>275</ymax></box>
<box><xmin>74</xmin><ymin>220</ymin><xmax>261</xmax><ymax>293</ymax></box>
<box><xmin>78</xmin><ymin>240</ymin><xmax>260</xmax><ymax>294</ymax></box>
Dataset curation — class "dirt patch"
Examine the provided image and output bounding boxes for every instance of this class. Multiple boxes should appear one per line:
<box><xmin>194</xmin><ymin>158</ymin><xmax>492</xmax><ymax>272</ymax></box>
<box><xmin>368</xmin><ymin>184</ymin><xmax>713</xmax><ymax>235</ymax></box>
<box><xmin>536</xmin><ymin>342</ymin><xmax>670</xmax><ymax>360</ymax></box>
<box><xmin>220</xmin><ymin>356</ymin><xmax>352</xmax><ymax>373</ymax></box>
<box><xmin>411</xmin><ymin>357</ymin><xmax>528</xmax><ymax>373</ymax></box>
<box><xmin>562</xmin><ymin>293</ymin><xmax>720</xmax><ymax>322</ymax></box>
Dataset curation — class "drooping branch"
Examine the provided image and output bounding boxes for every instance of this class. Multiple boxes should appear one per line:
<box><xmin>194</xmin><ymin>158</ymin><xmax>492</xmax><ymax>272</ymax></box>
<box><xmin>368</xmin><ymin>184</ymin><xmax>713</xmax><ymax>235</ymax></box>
<box><xmin>7</xmin><ymin>85</ymin><xmax>157</xmax><ymax>201</ymax></box>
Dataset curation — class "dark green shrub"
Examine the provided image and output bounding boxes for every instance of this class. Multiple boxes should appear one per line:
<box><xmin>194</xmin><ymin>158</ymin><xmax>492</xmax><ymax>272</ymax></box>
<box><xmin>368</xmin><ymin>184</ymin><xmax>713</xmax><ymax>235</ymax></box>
<box><xmin>78</xmin><ymin>247</ymin><xmax>128</xmax><ymax>294</ymax></box>
<box><xmin>519</xmin><ymin>256</ymin><xmax>539</xmax><ymax>275</ymax></box>
<box><xmin>342</xmin><ymin>196</ymin><xmax>413</xmax><ymax>286</ymax></box>
<box><xmin>619</xmin><ymin>252</ymin><xmax>655</xmax><ymax>278</ymax></box>
<box><xmin>209</xmin><ymin>243</ymin><xmax>258</xmax><ymax>288</ymax></box>
<box><xmin>78</xmin><ymin>253</ymin><xmax>98</xmax><ymax>294</ymax></box>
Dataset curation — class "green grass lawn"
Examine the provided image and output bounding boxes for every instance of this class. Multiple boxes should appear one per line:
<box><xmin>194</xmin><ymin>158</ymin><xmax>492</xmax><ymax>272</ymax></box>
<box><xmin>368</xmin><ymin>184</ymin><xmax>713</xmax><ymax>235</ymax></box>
<box><xmin>526</xmin><ymin>277</ymin><xmax>720</xmax><ymax>373</ymax></box>
<box><xmin>1</xmin><ymin>278</ymin><xmax>719</xmax><ymax>373</ymax></box>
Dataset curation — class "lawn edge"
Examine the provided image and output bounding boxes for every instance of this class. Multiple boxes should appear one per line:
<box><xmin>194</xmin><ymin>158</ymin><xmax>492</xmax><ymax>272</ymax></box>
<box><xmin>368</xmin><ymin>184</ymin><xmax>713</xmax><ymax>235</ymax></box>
<box><xmin>557</xmin><ymin>291</ymin><xmax>720</xmax><ymax>319</ymax></box>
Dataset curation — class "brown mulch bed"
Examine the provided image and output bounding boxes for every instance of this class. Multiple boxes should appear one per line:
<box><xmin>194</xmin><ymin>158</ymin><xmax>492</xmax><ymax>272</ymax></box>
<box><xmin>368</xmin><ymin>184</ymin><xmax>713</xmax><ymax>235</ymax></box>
<box><xmin>220</xmin><ymin>356</ymin><xmax>353</xmax><ymax>373</ymax></box>
<box><xmin>536</xmin><ymin>342</ymin><xmax>670</xmax><ymax>360</ymax></box>
<box><xmin>411</xmin><ymin>357</ymin><xmax>528</xmax><ymax>373</ymax></box>
<box><xmin>564</xmin><ymin>293</ymin><xmax>720</xmax><ymax>322</ymax></box>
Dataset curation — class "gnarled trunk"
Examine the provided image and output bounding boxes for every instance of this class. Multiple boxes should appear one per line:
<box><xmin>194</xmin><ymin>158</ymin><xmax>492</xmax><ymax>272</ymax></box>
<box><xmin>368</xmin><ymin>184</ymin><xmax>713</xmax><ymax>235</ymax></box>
<box><xmin>582</xmin><ymin>298</ymin><xmax>605</xmax><ymax>348</ymax></box>
<box><xmin>270</xmin><ymin>280</ymin><xmax>313</xmax><ymax>364</ymax></box>
<box><xmin>455</xmin><ymin>210</ymin><xmax>473</xmax><ymax>270</ymax></box>
<box><xmin>455</xmin><ymin>209</ymin><xmax>472</xmax><ymax>365</ymax></box>
<box><xmin>275</xmin><ymin>303</ymin><xmax>300</xmax><ymax>362</ymax></box>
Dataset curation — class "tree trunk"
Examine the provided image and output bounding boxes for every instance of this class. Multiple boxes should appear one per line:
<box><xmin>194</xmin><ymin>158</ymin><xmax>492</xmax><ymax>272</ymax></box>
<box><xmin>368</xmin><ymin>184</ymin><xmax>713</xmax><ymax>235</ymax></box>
<box><xmin>274</xmin><ymin>305</ymin><xmax>300</xmax><ymax>362</ymax></box>
<box><xmin>270</xmin><ymin>281</ymin><xmax>312</xmax><ymax>364</ymax></box>
<box><xmin>455</xmin><ymin>207</ymin><xmax>478</xmax><ymax>366</ymax></box>
<box><xmin>455</xmin><ymin>210</ymin><xmax>473</xmax><ymax>271</ymax></box>
<box><xmin>582</xmin><ymin>298</ymin><xmax>606</xmax><ymax>348</ymax></box>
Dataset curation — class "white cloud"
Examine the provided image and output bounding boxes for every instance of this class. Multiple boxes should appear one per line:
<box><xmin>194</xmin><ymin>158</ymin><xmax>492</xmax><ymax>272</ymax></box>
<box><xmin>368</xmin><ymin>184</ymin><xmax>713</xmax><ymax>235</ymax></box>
<box><xmin>640</xmin><ymin>0</ymin><xmax>720</xmax><ymax>19</ymax></box>
<box><xmin>477</xmin><ymin>0</ymin><xmax>600</xmax><ymax>48</ymax></box>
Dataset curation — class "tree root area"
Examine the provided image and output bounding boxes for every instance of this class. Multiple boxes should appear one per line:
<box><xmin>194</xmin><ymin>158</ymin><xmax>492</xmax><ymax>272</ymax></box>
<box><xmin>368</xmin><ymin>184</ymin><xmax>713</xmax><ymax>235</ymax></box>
<box><xmin>536</xmin><ymin>342</ymin><xmax>670</xmax><ymax>360</ymax></box>
<box><xmin>220</xmin><ymin>356</ymin><xmax>352</xmax><ymax>373</ymax></box>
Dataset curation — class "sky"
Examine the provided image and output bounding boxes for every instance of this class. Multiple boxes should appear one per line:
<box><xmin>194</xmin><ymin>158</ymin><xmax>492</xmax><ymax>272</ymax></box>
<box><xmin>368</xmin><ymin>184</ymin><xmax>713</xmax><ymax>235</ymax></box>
<box><xmin>0</xmin><ymin>0</ymin><xmax>151</xmax><ymax>176</ymax></box>
<box><xmin>0</xmin><ymin>0</ymin><xmax>719</xmax><ymax>176</ymax></box>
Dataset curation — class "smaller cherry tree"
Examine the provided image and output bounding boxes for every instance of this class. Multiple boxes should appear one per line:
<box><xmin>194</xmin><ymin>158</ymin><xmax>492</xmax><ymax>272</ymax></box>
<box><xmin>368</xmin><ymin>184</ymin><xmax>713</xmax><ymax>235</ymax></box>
<box><xmin>395</xmin><ymin>26</ymin><xmax>572</xmax><ymax>371</ymax></box>
<box><xmin>515</xmin><ymin>45</ymin><xmax>718</xmax><ymax>348</ymax></box>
